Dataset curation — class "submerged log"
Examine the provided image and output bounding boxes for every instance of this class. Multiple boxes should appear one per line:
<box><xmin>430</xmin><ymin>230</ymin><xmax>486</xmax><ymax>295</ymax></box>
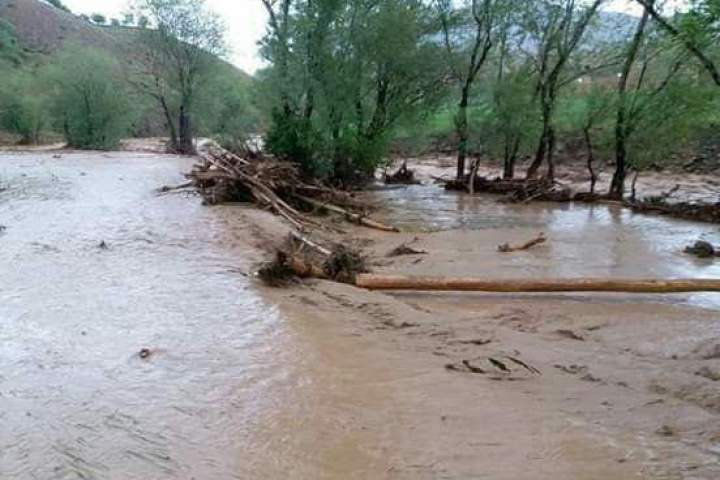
<box><xmin>355</xmin><ymin>275</ymin><xmax>720</xmax><ymax>293</ymax></box>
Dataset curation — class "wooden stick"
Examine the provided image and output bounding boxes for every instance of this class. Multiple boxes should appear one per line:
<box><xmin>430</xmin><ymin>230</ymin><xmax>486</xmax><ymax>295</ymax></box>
<box><xmin>498</xmin><ymin>233</ymin><xmax>547</xmax><ymax>253</ymax></box>
<box><xmin>355</xmin><ymin>275</ymin><xmax>720</xmax><ymax>293</ymax></box>
<box><xmin>296</xmin><ymin>195</ymin><xmax>400</xmax><ymax>232</ymax></box>
<box><xmin>289</xmin><ymin>231</ymin><xmax>332</xmax><ymax>257</ymax></box>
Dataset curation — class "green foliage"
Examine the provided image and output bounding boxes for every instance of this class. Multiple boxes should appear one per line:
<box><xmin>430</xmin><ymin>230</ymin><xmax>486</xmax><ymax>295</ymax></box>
<box><xmin>0</xmin><ymin>19</ymin><xmax>23</xmax><ymax>67</ymax></box>
<box><xmin>194</xmin><ymin>67</ymin><xmax>264</xmax><ymax>151</ymax></box>
<box><xmin>625</xmin><ymin>79</ymin><xmax>717</xmax><ymax>170</ymax></box>
<box><xmin>265</xmin><ymin>110</ymin><xmax>326</xmax><ymax>177</ymax></box>
<box><xmin>0</xmin><ymin>70</ymin><xmax>49</xmax><ymax>144</ymax></box>
<box><xmin>44</xmin><ymin>47</ymin><xmax>134</xmax><ymax>149</ymax></box>
<box><xmin>476</xmin><ymin>70</ymin><xmax>541</xmax><ymax>165</ymax></box>
<box><xmin>132</xmin><ymin>0</ymin><xmax>228</xmax><ymax>153</ymax></box>
<box><xmin>261</xmin><ymin>0</ymin><xmax>448</xmax><ymax>183</ymax></box>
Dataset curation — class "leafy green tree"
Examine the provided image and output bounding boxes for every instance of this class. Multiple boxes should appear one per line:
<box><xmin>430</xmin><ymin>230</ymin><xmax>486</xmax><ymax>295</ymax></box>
<box><xmin>261</xmin><ymin>0</ymin><xmax>447</xmax><ymax>183</ymax></box>
<box><xmin>556</xmin><ymin>83</ymin><xmax>614</xmax><ymax>193</ymax></box>
<box><xmin>520</xmin><ymin>0</ymin><xmax>605</xmax><ymax>181</ymax></box>
<box><xmin>0</xmin><ymin>71</ymin><xmax>49</xmax><ymax>144</ymax></box>
<box><xmin>131</xmin><ymin>0</ymin><xmax>227</xmax><ymax>154</ymax></box>
<box><xmin>193</xmin><ymin>68</ymin><xmax>264</xmax><ymax>151</ymax></box>
<box><xmin>436</xmin><ymin>0</ymin><xmax>510</xmax><ymax>179</ymax></box>
<box><xmin>478</xmin><ymin>65</ymin><xmax>541</xmax><ymax>179</ymax></box>
<box><xmin>45</xmin><ymin>47</ymin><xmax>134</xmax><ymax>149</ymax></box>
<box><xmin>634</xmin><ymin>0</ymin><xmax>720</xmax><ymax>86</ymax></box>
<box><xmin>91</xmin><ymin>14</ymin><xmax>107</xmax><ymax>25</ymax></box>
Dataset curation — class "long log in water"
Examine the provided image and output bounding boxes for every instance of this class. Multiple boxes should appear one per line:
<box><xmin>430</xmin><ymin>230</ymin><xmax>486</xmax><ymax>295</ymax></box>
<box><xmin>355</xmin><ymin>275</ymin><xmax>720</xmax><ymax>293</ymax></box>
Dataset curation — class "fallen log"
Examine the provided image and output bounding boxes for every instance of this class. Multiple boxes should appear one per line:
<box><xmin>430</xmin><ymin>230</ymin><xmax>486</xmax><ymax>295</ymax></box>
<box><xmin>296</xmin><ymin>194</ymin><xmax>400</xmax><ymax>232</ymax></box>
<box><xmin>355</xmin><ymin>275</ymin><xmax>720</xmax><ymax>293</ymax></box>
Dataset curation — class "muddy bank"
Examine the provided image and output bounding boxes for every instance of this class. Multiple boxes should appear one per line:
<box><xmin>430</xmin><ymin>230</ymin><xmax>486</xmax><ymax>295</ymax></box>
<box><xmin>3</xmin><ymin>150</ymin><xmax>720</xmax><ymax>479</ymax></box>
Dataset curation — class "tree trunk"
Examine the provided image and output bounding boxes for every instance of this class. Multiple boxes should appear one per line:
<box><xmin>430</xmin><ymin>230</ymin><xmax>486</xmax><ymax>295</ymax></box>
<box><xmin>610</xmin><ymin>124</ymin><xmax>627</xmax><ymax>198</ymax></box>
<box><xmin>583</xmin><ymin>127</ymin><xmax>597</xmax><ymax>194</ymax></box>
<box><xmin>610</xmin><ymin>10</ymin><xmax>649</xmax><ymax>199</ymax></box>
<box><xmin>503</xmin><ymin>137</ymin><xmax>519</xmax><ymax>180</ymax></box>
<box><xmin>545</xmin><ymin>126</ymin><xmax>556</xmax><ymax>182</ymax></box>
<box><xmin>527</xmin><ymin>95</ymin><xmax>552</xmax><ymax>179</ymax></box>
<box><xmin>456</xmin><ymin>86</ymin><xmax>470</xmax><ymax>180</ymax></box>
<box><xmin>178</xmin><ymin>105</ymin><xmax>195</xmax><ymax>155</ymax></box>
<box><xmin>160</xmin><ymin>95</ymin><xmax>179</xmax><ymax>152</ymax></box>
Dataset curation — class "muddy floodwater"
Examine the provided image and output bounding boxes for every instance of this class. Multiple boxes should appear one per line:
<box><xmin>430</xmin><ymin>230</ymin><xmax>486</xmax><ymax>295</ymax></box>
<box><xmin>2</xmin><ymin>151</ymin><xmax>720</xmax><ymax>479</ymax></box>
<box><xmin>372</xmin><ymin>185</ymin><xmax>720</xmax><ymax>308</ymax></box>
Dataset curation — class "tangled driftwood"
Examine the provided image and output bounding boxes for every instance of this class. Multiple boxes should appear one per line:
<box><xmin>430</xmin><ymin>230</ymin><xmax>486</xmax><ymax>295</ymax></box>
<box><xmin>444</xmin><ymin>175</ymin><xmax>572</xmax><ymax>203</ymax></box>
<box><xmin>257</xmin><ymin>233</ymin><xmax>368</xmax><ymax>286</ymax></box>
<box><xmin>187</xmin><ymin>147</ymin><xmax>399</xmax><ymax>233</ymax></box>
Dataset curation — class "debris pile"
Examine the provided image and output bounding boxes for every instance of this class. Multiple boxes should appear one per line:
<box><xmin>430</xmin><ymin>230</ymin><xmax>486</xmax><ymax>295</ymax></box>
<box><xmin>257</xmin><ymin>233</ymin><xmax>368</xmax><ymax>287</ymax></box>
<box><xmin>187</xmin><ymin>147</ymin><xmax>398</xmax><ymax>233</ymax></box>
<box><xmin>629</xmin><ymin>197</ymin><xmax>720</xmax><ymax>224</ymax></box>
<box><xmin>385</xmin><ymin>161</ymin><xmax>419</xmax><ymax>185</ymax></box>
<box><xmin>443</xmin><ymin>175</ymin><xmax>572</xmax><ymax>202</ymax></box>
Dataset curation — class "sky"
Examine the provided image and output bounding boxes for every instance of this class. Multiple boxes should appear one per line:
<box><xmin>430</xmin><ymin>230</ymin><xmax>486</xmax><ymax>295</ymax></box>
<box><xmin>59</xmin><ymin>0</ymin><xmax>660</xmax><ymax>74</ymax></box>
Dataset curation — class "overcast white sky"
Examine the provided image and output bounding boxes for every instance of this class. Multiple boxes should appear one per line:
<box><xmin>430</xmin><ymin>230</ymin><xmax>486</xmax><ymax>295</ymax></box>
<box><xmin>61</xmin><ymin>0</ymin><xmax>650</xmax><ymax>74</ymax></box>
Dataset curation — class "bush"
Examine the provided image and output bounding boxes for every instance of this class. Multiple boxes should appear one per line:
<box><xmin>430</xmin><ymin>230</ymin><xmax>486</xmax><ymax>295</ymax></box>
<box><xmin>0</xmin><ymin>71</ymin><xmax>48</xmax><ymax>144</ymax></box>
<box><xmin>44</xmin><ymin>47</ymin><xmax>134</xmax><ymax>149</ymax></box>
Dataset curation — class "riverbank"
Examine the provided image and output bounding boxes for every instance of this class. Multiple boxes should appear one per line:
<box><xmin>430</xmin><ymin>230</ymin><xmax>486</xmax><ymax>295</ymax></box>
<box><xmin>2</xmin><ymin>150</ymin><xmax>720</xmax><ymax>478</ymax></box>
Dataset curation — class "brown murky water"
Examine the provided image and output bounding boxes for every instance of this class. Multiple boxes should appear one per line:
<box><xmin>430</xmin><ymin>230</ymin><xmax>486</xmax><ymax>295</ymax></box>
<box><xmin>0</xmin><ymin>152</ymin><xmax>326</xmax><ymax>479</ymax></box>
<box><xmin>2</xmin><ymin>152</ymin><xmax>720</xmax><ymax>479</ymax></box>
<box><xmin>373</xmin><ymin>185</ymin><xmax>720</xmax><ymax>309</ymax></box>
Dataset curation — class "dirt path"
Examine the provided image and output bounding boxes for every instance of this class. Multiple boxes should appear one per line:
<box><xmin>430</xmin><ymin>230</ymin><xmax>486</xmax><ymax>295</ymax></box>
<box><xmin>2</xmin><ymin>150</ymin><xmax>719</xmax><ymax>478</ymax></box>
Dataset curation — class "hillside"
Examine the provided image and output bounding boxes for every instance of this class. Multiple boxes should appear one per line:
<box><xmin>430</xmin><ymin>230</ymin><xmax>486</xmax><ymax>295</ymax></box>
<box><xmin>0</xmin><ymin>0</ymin><xmax>128</xmax><ymax>55</ymax></box>
<box><xmin>0</xmin><ymin>0</ymin><xmax>251</xmax><ymax>82</ymax></box>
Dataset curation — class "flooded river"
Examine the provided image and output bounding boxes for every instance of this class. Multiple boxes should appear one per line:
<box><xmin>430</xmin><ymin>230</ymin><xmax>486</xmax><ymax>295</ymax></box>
<box><xmin>374</xmin><ymin>185</ymin><xmax>720</xmax><ymax>309</ymax></box>
<box><xmin>2</xmin><ymin>152</ymin><xmax>719</xmax><ymax>479</ymax></box>
<box><xmin>0</xmin><ymin>152</ymin><xmax>331</xmax><ymax>478</ymax></box>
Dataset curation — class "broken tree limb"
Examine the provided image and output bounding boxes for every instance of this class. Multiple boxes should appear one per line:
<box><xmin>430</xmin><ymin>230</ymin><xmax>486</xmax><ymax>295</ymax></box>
<box><xmin>355</xmin><ymin>275</ymin><xmax>720</xmax><ymax>293</ymax></box>
<box><xmin>498</xmin><ymin>233</ymin><xmax>547</xmax><ymax>253</ymax></box>
<box><xmin>295</xmin><ymin>194</ymin><xmax>400</xmax><ymax>232</ymax></box>
<box><xmin>289</xmin><ymin>231</ymin><xmax>333</xmax><ymax>257</ymax></box>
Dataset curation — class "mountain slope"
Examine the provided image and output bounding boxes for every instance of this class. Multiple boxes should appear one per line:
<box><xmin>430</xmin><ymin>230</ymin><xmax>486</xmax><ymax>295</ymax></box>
<box><xmin>0</xmin><ymin>0</ymin><xmax>125</xmax><ymax>54</ymax></box>
<box><xmin>0</xmin><ymin>0</ymin><xmax>251</xmax><ymax>82</ymax></box>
